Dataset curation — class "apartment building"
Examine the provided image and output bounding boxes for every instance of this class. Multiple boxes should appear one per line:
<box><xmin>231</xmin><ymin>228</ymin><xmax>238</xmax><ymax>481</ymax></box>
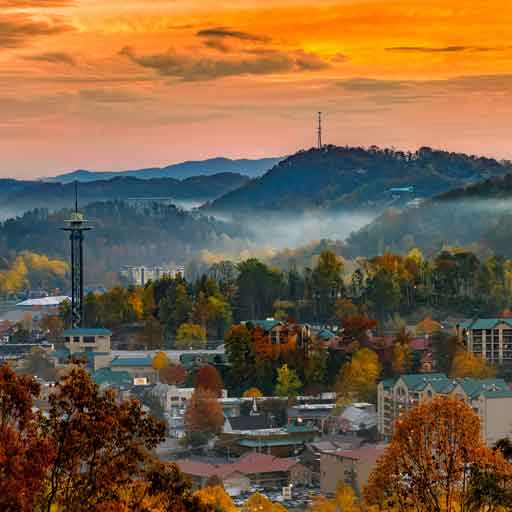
<box><xmin>377</xmin><ymin>373</ymin><xmax>512</xmax><ymax>446</ymax></box>
<box><xmin>456</xmin><ymin>318</ymin><xmax>512</xmax><ymax>365</ymax></box>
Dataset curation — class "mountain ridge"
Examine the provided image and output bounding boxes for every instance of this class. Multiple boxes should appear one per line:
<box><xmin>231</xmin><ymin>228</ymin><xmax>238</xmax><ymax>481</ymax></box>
<box><xmin>46</xmin><ymin>156</ymin><xmax>283</xmax><ymax>183</ymax></box>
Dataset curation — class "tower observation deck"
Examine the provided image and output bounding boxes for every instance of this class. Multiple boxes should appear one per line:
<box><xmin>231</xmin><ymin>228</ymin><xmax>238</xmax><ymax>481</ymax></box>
<box><xmin>61</xmin><ymin>183</ymin><xmax>91</xmax><ymax>328</ymax></box>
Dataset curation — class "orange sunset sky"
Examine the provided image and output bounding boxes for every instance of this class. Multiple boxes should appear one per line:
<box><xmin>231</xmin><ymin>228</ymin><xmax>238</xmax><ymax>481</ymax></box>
<box><xmin>2</xmin><ymin>0</ymin><xmax>512</xmax><ymax>178</ymax></box>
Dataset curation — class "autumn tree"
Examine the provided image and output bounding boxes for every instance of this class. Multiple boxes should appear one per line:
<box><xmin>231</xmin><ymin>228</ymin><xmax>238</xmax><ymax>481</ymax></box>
<box><xmin>39</xmin><ymin>314</ymin><xmax>64</xmax><ymax>342</ymax></box>
<box><xmin>175</xmin><ymin>323</ymin><xmax>207</xmax><ymax>349</ymax></box>
<box><xmin>39</xmin><ymin>366</ymin><xmax>168</xmax><ymax>511</ymax></box>
<box><xmin>0</xmin><ymin>364</ymin><xmax>54</xmax><ymax>512</ymax></box>
<box><xmin>152</xmin><ymin>351</ymin><xmax>169</xmax><ymax>372</ymax></box>
<box><xmin>341</xmin><ymin>314</ymin><xmax>377</xmax><ymax>346</ymax></box>
<box><xmin>194</xmin><ymin>485</ymin><xmax>237</xmax><ymax>512</ymax></box>
<box><xmin>160</xmin><ymin>363</ymin><xmax>188</xmax><ymax>386</ymax></box>
<box><xmin>391</xmin><ymin>327</ymin><xmax>412</xmax><ymax>376</ymax></box>
<box><xmin>242</xmin><ymin>492</ymin><xmax>288</xmax><ymax>512</ymax></box>
<box><xmin>195</xmin><ymin>364</ymin><xmax>224</xmax><ymax>396</ymax></box>
<box><xmin>450</xmin><ymin>351</ymin><xmax>496</xmax><ymax>379</ymax></box>
<box><xmin>243</xmin><ymin>387</ymin><xmax>263</xmax><ymax>398</ymax></box>
<box><xmin>275</xmin><ymin>363</ymin><xmax>302</xmax><ymax>400</ymax></box>
<box><xmin>184</xmin><ymin>388</ymin><xmax>224</xmax><ymax>446</ymax></box>
<box><xmin>337</xmin><ymin>347</ymin><xmax>380</xmax><ymax>402</ymax></box>
<box><xmin>310</xmin><ymin>483</ymin><xmax>361</xmax><ymax>512</ymax></box>
<box><xmin>364</xmin><ymin>396</ymin><xmax>512</xmax><ymax>512</ymax></box>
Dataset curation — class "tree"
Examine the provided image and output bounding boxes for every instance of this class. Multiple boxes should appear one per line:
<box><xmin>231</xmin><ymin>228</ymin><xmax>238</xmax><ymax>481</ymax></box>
<box><xmin>243</xmin><ymin>387</ymin><xmax>263</xmax><ymax>398</ymax></box>
<box><xmin>152</xmin><ymin>351</ymin><xmax>169</xmax><ymax>372</ymax></box>
<box><xmin>139</xmin><ymin>315</ymin><xmax>165</xmax><ymax>350</ymax></box>
<box><xmin>337</xmin><ymin>347</ymin><xmax>380</xmax><ymax>402</ymax></box>
<box><xmin>184</xmin><ymin>388</ymin><xmax>224</xmax><ymax>445</ymax></box>
<box><xmin>175</xmin><ymin>323</ymin><xmax>207</xmax><ymax>350</ymax></box>
<box><xmin>275</xmin><ymin>363</ymin><xmax>302</xmax><ymax>400</ymax></box>
<box><xmin>391</xmin><ymin>327</ymin><xmax>412</xmax><ymax>376</ymax></box>
<box><xmin>242</xmin><ymin>492</ymin><xmax>288</xmax><ymax>512</ymax></box>
<box><xmin>0</xmin><ymin>364</ymin><xmax>54</xmax><ymax>512</ymax></box>
<box><xmin>224</xmin><ymin>324</ymin><xmax>253</xmax><ymax>389</ymax></box>
<box><xmin>195</xmin><ymin>364</ymin><xmax>224</xmax><ymax>397</ymax></box>
<box><xmin>160</xmin><ymin>363</ymin><xmax>187</xmax><ymax>386</ymax></box>
<box><xmin>40</xmin><ymin>366</ymin><xmax>168</xmax><ymax>511</ymax></box>
<box><xmin>23</xmin><ymin>347</ymin><xmax>57</xmax><ymax>381</ymax></box>
<box><xmin>364</xmin><ymin>396</ymin><xmax>512</xmax><ymax>512</ymax></box>
<box><xmin>194</xmin><ymin>485</ymin><xmax>237</xmax><ymax>512</ymax></box>
<box><xmin>311</xmin><ymin>250</ymin><xmax>345</xmax><ymax>323</ymax></box>
<box><xmin>310</xmin><ymin>483</ymin><xmax>361</xmax><ymax>512</ymax></box>
<box><xmin>39</xmin><ymin>314</ymin><xmax>64</xmax><ymax>342</ymax></box>
<box><xmin>450</xmin><ymin>351</ymin><xmax>496</xmax><ymax>379</ymax></box>
<box><xmin>341</xmin><ymin>314</ymin><xmax>377</xmax><ymax>346</ymax></box>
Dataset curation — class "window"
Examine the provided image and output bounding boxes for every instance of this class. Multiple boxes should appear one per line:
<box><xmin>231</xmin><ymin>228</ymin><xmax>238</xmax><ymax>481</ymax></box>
<box><xmin>73</xmin><ymin>336</ymin><xmax>80</xmax><ymax>342</ymax></box>
<box><xmin>83</xmin><ymin>336</ymin><xmax>96</xmax><ymax>344</ymax></box>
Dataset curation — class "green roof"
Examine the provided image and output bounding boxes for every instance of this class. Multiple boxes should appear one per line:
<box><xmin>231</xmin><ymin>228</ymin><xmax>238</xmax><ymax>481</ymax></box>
<box><xmin>93</xmin><ymin>368</ymin><xmax>132</xmax><ymax>386</ymax></box>
<box><xmin>390</xmin><ymin>373</ymin><xmax>510</xmax><ymax>398</ymax></box>
<box><xmin>63</xmin><ymin>328</ymin><xmax>112</xmax><ymax>336</ymax></box>
<box><xmin>399</xmin><ymin>373</ymin><xmax>447</xmax><ymax>391</ymax></box>
<box><xmin>111</xmin><ymin>355</ymin><xmax>153</xmax><ymax>367</ymax></box>
<box><xmin>459</xmin><ymin>319</ymin><xmax>512</xmax><ymax>331</ymax></box>
<box><xmin>249</xmin><ymin>320</ymin><xmax>282</xmax><ymax>332</ymax></box>
<box><xmin>482</xmin><ymin>390</ymin><xmax>512</xmax><ymax>398</ymax></box>
<box><xmin>286</xmin><ymin>424</ymin><xmax>317</xmax><ymax>434</ymax></box>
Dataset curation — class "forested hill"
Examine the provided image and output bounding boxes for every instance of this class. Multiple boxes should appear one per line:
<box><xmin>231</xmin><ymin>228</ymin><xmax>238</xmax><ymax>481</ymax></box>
<box><xmin>48</xmin><ymin>156</ymin><xmax>281</xmax><ymax>182</ymax></box>
<box><xmin>344</xmin><ymin>172</ymin><xmax>512</xmax><ymax>258</ymax></box>
<box><xmin>0</xmin><ymin>202</ymin><xmax>244</xmax><ymax>286</ymax></box>
<box><xmin>206</xmin><ymin>146</ymin><xmax>512</xmax><ymax>214</ymax></box>
<box><xmin>0</xmin><ymin>173</ymin><xmax>249</xmax><ymax>216</ymax></box>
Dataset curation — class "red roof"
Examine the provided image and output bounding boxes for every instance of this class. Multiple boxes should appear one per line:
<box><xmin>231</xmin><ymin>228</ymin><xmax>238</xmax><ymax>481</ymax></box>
<box><xmin>325</xmin><ymin>444</ymin><xmax>387</xmax><ymax>463</ymax></box>
<box><xmin>176</xmin><ymin>453</ymin><xmax>301</xmax><ymax>479</ymax></box>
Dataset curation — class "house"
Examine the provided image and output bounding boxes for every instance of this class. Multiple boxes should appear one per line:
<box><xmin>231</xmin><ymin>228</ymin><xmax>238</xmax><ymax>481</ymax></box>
<box><xmin>339</xmin><ymin>403</ymin><xmax>377</xmax><ymax>435</ymax></box>
<box><xmin>176</xmin><ymin>452</ymin><xmax>311</xmax><ymax>492</ymax></box>
<box><xmin>320</xmin><ymin>444</ymin><xmax>387</xmax><ymax>497</ymax></box>
<box><xmin>243</xmin><ymin>319</ymin><xmax>311</xmax><ymax>349</ymax></box>
<box><xmin>110</xmin><ymin>355</ymin><xmax>157</xmax><ymax>382</ymax></box>
<box><xmin>378</xmin><ymin>373</ymin><xmax>512</xmax><ymax>445</ymax></box>
<box><xmin>287</xmin><ymin>403</ymin><xmax>336</xmax><ymax>431</ymax></box>
<box><xmin>456</xmin><ymin>318</ymin><xmax>512</xmax><ymax>365</ymax></box>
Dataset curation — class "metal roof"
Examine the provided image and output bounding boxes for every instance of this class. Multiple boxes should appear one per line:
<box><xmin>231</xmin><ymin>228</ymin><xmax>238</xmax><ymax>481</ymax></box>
<box><xmin>110</xmin><ymin>355</ymin><xmax>153</xmax><ymax>367</ymax></box>
<box><xmin>63</xmin><ymin>328</ymin><xmax>112</xmax><ymax>336</ymax></box>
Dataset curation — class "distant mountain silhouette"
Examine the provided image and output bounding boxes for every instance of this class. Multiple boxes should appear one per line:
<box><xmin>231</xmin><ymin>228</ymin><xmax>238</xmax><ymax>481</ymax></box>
<box><xmin>206</xmin><ymin>146</ymin><xmax>512</xmax><ymax>214</ymax></box>
<box><xmin>0</xmin><ymin>173</ymin><xmax>249</xmax><ymax>216</ymax></box>
<box><xmin>47</xmin><ymin>157</ymin><xmax>282</xmax><ymax>182</ymax></box>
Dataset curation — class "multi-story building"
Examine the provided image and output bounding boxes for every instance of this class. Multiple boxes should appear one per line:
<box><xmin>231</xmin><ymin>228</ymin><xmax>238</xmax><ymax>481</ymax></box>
<box><xmin>456</xmin><ymin>318</ymin><xmax>512</xmax><ymax>365</ymax></box>
<box><xmin>120</xmin><ymin>264</ymin><xmax>184</xmax><ymax>287</ymax></box>
<box><xmin>378</xmin><ymin>373</ymin><xmax>512</xmax><ymax>446</ymax></box>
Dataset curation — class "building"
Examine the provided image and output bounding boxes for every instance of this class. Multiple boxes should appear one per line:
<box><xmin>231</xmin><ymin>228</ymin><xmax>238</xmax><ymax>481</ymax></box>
<box><xmin>378</xmin><ymin>373</ymin><xmax>512</xmax><ymax>445</ymax></box>
<box><xmin>176</xmin><ymin>452</ymin><xmax>311</xmax><ymax>492</ymax></box>
<box><xmin>120</xmin><ymin>264</ymin><xmax>184</xmax><ymax>287</ymax></box>
<box><xmin>456</xmin><ymin>318</ymin><xmax>512</xmax><ymax>365</ymax></box>
<box><xmin>320</xmin><ymin>444</ymin><xmax>387</xmax><ymax>497</ymax></box>
<box><xmin>243</xmin><ymin>319</ymin><xmax>311</xmax><ymax>349</ymax></box>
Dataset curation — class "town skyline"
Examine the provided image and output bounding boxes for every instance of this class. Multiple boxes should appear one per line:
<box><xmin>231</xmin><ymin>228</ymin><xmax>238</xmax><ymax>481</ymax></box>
<box><xmin>2</xmin><ymin>0</ymin><xmax>512</xmax><ymax>178</ymax></box>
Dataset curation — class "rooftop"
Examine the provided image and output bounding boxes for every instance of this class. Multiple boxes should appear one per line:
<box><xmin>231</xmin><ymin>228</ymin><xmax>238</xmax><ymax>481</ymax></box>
<box><xmin>17</xmin><ymin>296</ymin><xmax>71</xmax><ymax>307</ymax></box>
<box><xmin>110</xmin><ymin>355</ymin><xmax>153</xmax><ymax>367</ymax></box>
<box><xmin>63</xmin><ymin>328</ymin><xmax>112</xmax><ymax>337</ymax></box>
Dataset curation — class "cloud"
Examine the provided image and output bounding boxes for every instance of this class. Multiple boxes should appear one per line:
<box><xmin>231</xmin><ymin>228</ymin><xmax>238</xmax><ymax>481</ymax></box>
<box><xmin>24</xmin><ymin>51</ymin><xmax>75</xmax><ymax>65</ymax></box>
<box><xmin>0</xmin><ymin>0</ymin><xmax>73</xmax><ymax>6</ymax></box>
<box><xmin>338</xmin><ymin>78</ymin><xmax>408</xmax><ymax>93</ymax></box>
<box><xmin>120</xmin><ymin>46</ymin><xmax>330</xmax><ymax>81</ymax></box>
<box><xmin>196</xmin><ymin>26</ymin><xmax>269</xmax><ymax>43</ymax></box>
<box><xmin>79</xmin><ymin>88</ymin><xmax>147</xmax><ymax>103</ymax></box>
<box><xmin>202</xmin><ymin>38</ymin><xmax>233</xmax><ymax>53</ymax></box>
<box><xmin>386</xmin><ymin>45</ymin><xmax>509</xmax><ymax>53</ymax></box>
<box><xmin>0</xmin><ymin>13</ymin><xmax>72</xmax><ymax>47</ymax></box>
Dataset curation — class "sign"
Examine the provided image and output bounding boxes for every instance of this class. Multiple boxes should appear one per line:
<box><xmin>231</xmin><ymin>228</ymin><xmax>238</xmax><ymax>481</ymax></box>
<box><xmin>133</xmin><ymin>377</ymin><xmax>148</xmax><ymax>386</ymax></box>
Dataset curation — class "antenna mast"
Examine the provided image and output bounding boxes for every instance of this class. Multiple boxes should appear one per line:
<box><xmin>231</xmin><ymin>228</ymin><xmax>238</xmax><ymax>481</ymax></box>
<box><xmin>317</xmin><ymin>112</ymin><xmax>323</xmax><ymax>149</ymax></box>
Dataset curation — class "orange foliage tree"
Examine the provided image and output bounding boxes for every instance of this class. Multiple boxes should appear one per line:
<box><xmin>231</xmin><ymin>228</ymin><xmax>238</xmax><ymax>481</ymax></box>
<box><xmin>364</xmin><ymin>396</ymin><xmax>512</xmax><ymax>512</ymax></box>
<box><xmin>160</xmin><ymin>363</ymin><xmax>188</xmax><ymax>386</ymax></box>
<box><xmin>194</xmin><ymin>485</ymin><xmax>237</xmax><ymax>512</ymax></box>
<box><xmin>184</xmin><ymin>388</ymin><xmax>224</xmax><ymax>445</ymax></box>
<box><xmin>195</xmin><ymin>364</ymin><xmax>224</xmax><ymax>396</ymax></box>
<box><xmin>0</xmin><ymin>365</ymin><xmax>54</xmax><ymax>512</ymax></box>
<box><xmin>450</xmin><ymin>351</ymin><xmax>496</xmax><ymax>379</ymax></box>
<box><xmin>0</xmin><ymin>364</ymin><xmax>208</xmax><ymax>512</ymax></box>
